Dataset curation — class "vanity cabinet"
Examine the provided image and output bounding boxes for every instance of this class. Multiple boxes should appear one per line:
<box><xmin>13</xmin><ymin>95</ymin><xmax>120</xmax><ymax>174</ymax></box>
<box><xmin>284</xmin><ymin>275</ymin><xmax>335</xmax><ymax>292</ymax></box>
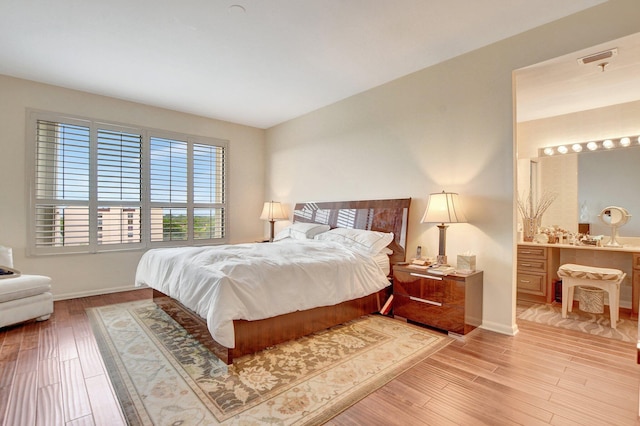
<box><xmin>517</xmin><ymin>245</ymin><xmax>560</xmax><ymax>304</ymax></box>
<box><xmin>392</xmin><ymin>265</ymin><xmax>483</xmax><ymax>335</ymax></box>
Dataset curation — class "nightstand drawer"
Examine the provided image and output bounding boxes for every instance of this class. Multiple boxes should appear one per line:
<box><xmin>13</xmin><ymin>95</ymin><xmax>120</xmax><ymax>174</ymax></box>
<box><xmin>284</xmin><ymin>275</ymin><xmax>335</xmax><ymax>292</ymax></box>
<box><xmin>393</xmin><ymin>270</ymin><xmax>463</xmax><ymax>304</ymax></box>
<box><xmin>517</xmin><ymin>273</ymin><xmax>545</xmax><ymax>296</ymax></box>
<box><xmin>517</xmin><ymin>258</ymin><xmax>546</xmax><ymax>272</ymax></box>
<box><xmin>517</xmin><ymin>246</ymin><xmax>547</xmax><ymax>260</ymax></box>
<box><xmin>393</xmin><ymin>295</ymin><xmax>464</xmax><ymax>334</ymax></box>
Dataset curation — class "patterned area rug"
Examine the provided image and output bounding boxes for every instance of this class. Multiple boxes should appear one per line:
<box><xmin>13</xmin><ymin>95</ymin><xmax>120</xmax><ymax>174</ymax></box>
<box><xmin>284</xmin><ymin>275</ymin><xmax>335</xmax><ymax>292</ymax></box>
<box><xmin>517</xmin><ymin>303</ymin><xmax>637</xmax><ymax>343</ymax></box>
<box><xmin>87</xmin><ymin>300</ymin><xmax>451</xmax><ymax>425</ymax></box>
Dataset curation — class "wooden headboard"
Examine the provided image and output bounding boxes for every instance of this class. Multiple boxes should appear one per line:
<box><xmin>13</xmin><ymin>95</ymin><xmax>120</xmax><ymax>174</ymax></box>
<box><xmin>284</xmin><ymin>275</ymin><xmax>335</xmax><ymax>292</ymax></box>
<box><xmin>292</xmin><ymin>198</ymin><xmax>411</xmax><ymax>266</ymax></box>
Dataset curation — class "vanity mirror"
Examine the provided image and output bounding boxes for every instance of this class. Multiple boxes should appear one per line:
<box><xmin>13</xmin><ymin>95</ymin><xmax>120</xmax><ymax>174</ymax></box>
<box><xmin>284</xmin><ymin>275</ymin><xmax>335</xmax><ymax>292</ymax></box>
<box><xmin>528</xmin><ymin>146</ymin><xmax>640</xmax><ymax>237</ymax></box>
<box><xmin>599</xmin><ymin>206</ymin><xmax>631</xmax><ymax>247</ymax></box>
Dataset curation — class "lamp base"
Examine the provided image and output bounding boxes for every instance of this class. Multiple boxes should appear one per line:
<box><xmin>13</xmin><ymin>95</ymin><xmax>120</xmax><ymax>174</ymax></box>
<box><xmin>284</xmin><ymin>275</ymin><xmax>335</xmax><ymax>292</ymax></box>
<box><xmin>436</xmin><ymin>224</ymin><xmax>449</xmax><ymax>266</ymax></box>
<box><xmin>269</xmin><ymin>220</ymin><xmax>275</xmax><ymax>242</ymax></box>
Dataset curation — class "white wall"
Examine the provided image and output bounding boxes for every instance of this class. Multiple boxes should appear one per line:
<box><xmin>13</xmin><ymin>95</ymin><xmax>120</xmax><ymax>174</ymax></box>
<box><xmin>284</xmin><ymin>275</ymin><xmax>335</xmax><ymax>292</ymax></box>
<box><xmin>0</xmin><ymin>75</ymin><xmax>266</xmax><ymax>299</ymax></box>
<box><xmin>265</xmin><ymin>0</ymin><xmax>640</xmax><ymax>335</ymax></box>
<box><xmin>517</xmin><ymin>100</ymin><xmax>640</xmax><ymax>159</ymax></box>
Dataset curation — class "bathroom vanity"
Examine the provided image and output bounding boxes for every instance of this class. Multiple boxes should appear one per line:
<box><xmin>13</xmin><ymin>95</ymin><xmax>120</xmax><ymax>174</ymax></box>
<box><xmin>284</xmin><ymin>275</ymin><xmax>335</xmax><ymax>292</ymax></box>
<box><xmin>517</xmin><ymin>241</ymin><xmax>640</xmax><ymax>314</ymax></box>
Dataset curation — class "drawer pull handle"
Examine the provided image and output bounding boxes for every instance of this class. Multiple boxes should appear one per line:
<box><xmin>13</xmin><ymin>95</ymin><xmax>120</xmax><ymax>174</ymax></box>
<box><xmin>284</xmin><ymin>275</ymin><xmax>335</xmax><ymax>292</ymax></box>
<box><xmin>520</xmin><ymin>280</ymin><xmax>531</xmax><ymax>283</ymax></box>
<box><xmin>521</xmin><ymin>251</ymin><xmax>533</xmax><ymax>254</ymax></box>
<box><xmin>409</xmin><ymin>273</ymin><xmax>443</xmax><ymax>280</ymax></box>
<box><xmin>521</xmin><ymin>263</ymin><xmax>532</xmax><ymax>267</ymax></box>
<box><xmin>409</xmin><ymin>296</ymin><xmax>442</xmax><ymax>307</ymax></box>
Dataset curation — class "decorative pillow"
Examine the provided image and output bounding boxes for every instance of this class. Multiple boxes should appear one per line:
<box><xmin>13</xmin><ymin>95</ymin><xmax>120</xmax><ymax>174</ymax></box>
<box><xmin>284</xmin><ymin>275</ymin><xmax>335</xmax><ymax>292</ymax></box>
<box><xmin>314</xmin><ymin>228</ymin><xmax>394</xmax><ymax>256</ymax></box>
<box><xmin>274</xmin><ymin>222</ymin><xmax>331</xmax><ymax>241</ymax></box>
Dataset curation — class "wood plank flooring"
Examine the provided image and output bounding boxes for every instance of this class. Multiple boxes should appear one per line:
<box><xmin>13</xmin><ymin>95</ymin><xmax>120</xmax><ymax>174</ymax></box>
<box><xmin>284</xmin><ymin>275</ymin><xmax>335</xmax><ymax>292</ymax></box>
<box><xmin>1</xmin><ymin>289</ymin><xmax>640</xmax><ymax>425</ymax></box>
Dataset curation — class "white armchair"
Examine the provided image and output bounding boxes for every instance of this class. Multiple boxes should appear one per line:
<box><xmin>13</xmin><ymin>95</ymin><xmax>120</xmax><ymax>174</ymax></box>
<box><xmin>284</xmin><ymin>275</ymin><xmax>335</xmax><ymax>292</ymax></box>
<box><xmin>0</xmin><ymin>246</ymin><xmax>53</xmax><ymax>328</ymax></box>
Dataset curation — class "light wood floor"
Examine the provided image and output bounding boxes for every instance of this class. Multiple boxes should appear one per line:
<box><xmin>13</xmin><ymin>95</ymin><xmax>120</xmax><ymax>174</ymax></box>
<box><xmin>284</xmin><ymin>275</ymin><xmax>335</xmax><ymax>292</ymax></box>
<box><xmin>2</xmin><ymin>290</ymin><xmax>640</xmax><ymax>425</ymax></box>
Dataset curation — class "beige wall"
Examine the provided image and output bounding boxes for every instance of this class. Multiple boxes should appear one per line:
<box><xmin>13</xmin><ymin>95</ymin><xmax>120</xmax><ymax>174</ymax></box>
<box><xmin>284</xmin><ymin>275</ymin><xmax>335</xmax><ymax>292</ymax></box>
<box><xmin>0</xmin><ymin>75</ymin><xmax>266</xmax><ymax>299</ymax></box>
<box><xmin>265</xmin><ymin>0</ymin><xmax>640</xmax><ymax>335</ymax></box>
<box><xmin>518</xmin><ymin>100</ymin><xmax>640</xmax><ymax>159</ymax></box>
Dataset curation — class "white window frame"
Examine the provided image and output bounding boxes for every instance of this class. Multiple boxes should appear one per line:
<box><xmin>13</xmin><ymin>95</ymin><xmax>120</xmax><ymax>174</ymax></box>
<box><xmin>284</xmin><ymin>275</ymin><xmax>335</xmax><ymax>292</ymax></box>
<box><xmin>26</xmin><ymin>110</ymin><xmax>228</xmax><ymax>255</ymax></box>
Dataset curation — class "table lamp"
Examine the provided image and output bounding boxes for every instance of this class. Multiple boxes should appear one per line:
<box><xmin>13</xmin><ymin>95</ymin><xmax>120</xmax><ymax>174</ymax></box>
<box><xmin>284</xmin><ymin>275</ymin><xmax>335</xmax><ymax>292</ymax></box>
<box><xmin>421</xmin><ymin>191</ymin><xmax>467</xmax><ymax>265</ymax></box>
<box><xmin>260</xmin><ymin>201</ymin><xmax>288</xmax><ymax>242</ymax></box>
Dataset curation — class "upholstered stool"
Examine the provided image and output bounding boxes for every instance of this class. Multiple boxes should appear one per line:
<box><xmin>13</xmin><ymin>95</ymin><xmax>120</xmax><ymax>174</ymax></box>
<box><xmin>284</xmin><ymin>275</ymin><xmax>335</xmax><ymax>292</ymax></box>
<box><xmin>558</xmin><ymin>264</ymin><xmax>625</xmax><ymax>329</ymax></box>
<box><xmin>0</xmin><ymin>275</ymin><xmax>53</xmax><ymax>328</ymax></box>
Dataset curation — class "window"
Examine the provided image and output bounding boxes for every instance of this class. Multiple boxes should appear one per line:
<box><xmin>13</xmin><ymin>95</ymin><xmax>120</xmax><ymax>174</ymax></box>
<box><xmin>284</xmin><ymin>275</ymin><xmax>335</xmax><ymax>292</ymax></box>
<box><xmin>27</xmin><ymin>111</ymin><xmax>228</xmax><ymax>255</ymax></box>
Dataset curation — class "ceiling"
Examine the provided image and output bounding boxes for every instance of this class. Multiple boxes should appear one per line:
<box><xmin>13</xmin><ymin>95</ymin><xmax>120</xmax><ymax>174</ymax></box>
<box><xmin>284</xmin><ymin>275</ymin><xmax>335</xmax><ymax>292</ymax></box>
<box><xmin>516</xmin><ymin>31</ymin><xmax>640</xmax><ymax>122</ymax></box>
<box><xmin>0</xmin><ymin>0</ymin><xmax>607</xmax><ymax>129</ymax></box>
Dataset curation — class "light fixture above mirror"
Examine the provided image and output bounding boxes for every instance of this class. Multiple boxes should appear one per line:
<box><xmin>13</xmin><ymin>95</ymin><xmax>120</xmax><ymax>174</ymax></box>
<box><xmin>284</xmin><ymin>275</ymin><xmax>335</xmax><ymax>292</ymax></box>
<box><xmin>539</xmin><ymin>135</ymin><xmax>640</xmax><ymax>156</ymax></box>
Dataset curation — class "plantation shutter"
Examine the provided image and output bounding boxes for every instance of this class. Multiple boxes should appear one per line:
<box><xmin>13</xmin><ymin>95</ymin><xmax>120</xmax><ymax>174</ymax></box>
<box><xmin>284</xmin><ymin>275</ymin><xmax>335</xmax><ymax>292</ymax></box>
<box><xmin>193</xmin><ymin>143</ymin><xmax>225</xmax><ymax>240</ymax></box>
<box><xmin>34</xmin><ymin>119</ymin><xmax>91</xmax><ymax>250</ymax></box>
<box><xmin>149</xmin><ymin>137</ymin><xmax>188</xmax><ymax>242</ymax></box>
<box><xmin>96</xmin><ymin>128</ymin><xmax>143</xmax><ymax>246</ymax></box>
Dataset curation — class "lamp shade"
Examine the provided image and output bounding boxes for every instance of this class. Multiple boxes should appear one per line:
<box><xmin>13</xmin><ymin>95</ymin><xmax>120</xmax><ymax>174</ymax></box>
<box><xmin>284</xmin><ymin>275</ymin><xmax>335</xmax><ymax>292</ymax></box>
<box><xmin>421</xmin><ymin>192</ymin><xmax>467</xmax><ymax>224</ymax></box>
<box><xmin>260</xmin><ymin>201</ymin><xmax>287</xmax><ymax>221</ymax></box>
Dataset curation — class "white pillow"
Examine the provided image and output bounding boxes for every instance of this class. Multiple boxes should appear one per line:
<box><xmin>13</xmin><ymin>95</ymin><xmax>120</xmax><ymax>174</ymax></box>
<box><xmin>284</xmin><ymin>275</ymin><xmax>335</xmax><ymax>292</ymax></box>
<box><xmin>314</xmin><ymin>228</ymin><xmax>394</xmax><ymax>256</ymax></box>
<box><xmin>274</xmin><ymin>222</ymin><xmax>331</xmax><ymax>241</ymax></box>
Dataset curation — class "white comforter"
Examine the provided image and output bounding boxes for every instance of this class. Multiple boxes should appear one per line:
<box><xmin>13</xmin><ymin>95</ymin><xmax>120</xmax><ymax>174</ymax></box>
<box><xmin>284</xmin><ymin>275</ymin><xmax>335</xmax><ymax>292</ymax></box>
<box><xmin>134</xmin><ymin>239</ymin><xmax>390</xmax><ymax>348</ymax></box>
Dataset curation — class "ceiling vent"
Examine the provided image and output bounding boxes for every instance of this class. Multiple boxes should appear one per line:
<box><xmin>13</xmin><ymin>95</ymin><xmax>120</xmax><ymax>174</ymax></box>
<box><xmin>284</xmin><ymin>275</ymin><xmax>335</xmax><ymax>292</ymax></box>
<box><xmin>577</xmin><ymin>48</ymin><xmax>618</xmax><ymax>65</ymax></box>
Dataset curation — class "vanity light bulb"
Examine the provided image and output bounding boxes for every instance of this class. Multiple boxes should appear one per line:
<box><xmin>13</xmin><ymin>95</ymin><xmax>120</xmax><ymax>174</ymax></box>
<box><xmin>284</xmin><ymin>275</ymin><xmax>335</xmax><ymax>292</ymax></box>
<box><xmin>620</xmin><ymin>137</ymin><xmax>631</xmax><ymax>147</ymax></box>
<box><xmin>557</xmin><ymin>145</ymin><xmax>568</xmax><ymax>154</ymax></box>
<box><xmin>603</xmin><ymin>139</ymin><xmax>614</xmax><ymax>149</ymax></box>
<box><xmin>587</xmin><ymin>141</ymin><xmax>598</xmax><ymax>151</ymax></box>
<box><xmin>543</xmin><ymin>147</ymin><xmax>554</xmax><ymax>156</ymax></box>
<box><xmin>571</xmin><ymin>143</ymin><xmax>583</xmax><ymax>153</ymax></box>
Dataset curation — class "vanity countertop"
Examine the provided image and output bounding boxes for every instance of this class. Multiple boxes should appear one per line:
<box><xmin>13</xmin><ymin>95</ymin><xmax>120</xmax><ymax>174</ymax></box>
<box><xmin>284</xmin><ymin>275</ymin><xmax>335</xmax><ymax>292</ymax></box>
<box><xmin>519</xmin><ymin>241</ymin><xmax>640</xmax><ymax>253</ymax></box>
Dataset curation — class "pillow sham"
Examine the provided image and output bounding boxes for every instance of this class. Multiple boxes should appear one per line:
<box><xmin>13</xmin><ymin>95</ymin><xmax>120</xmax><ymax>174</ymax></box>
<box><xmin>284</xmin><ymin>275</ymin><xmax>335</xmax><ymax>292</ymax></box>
<box><xmin>274</xmin><ymin>222</ymin><xmax>331</xmax><ymax>241</ymax></box>
<box><xmin>314</xmin><ymin>228</ymin><xmax>394</xmax><ymax>256</ymax></box>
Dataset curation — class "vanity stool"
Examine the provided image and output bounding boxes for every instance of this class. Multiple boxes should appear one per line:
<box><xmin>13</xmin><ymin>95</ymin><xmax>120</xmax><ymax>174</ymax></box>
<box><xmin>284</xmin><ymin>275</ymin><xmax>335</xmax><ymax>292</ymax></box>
<box><xmin>0</xmin><ymin>275</ymin><xmax>53</xmax><ymax>328</ymax></box>
<box><xmin>558</xmin><ymin>263</ymin><xmax>625</xmax><ymax>329</ymax></box>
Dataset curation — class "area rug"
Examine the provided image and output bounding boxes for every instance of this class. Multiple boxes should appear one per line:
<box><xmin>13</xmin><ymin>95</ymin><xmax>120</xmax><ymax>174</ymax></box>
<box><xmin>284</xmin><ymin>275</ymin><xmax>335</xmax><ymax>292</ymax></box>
<box><xmin>517</xmin><ymin>303</ymin><xmax>637</xmax><ymax>343</ymax></box>
<box><xmin>87</xmin><ymin>300</ymin><xmax>452</xmax><ymax>425</ymax></box>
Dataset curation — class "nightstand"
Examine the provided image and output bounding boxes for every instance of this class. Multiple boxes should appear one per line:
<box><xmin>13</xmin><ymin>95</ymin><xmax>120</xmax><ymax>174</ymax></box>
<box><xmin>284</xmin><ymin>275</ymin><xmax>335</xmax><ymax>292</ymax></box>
<box><xmin>392</xmin><ymin>264</ymin><xmax>483</xmax><ymax>336</ymax></box>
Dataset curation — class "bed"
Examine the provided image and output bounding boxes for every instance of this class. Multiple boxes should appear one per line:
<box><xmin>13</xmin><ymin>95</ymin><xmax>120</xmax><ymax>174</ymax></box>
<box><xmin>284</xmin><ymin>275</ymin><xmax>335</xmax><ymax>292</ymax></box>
<box><xmin>135</xmin><ymin>198</ymin><xmax>411</xmax><ymax>364</ymax></box>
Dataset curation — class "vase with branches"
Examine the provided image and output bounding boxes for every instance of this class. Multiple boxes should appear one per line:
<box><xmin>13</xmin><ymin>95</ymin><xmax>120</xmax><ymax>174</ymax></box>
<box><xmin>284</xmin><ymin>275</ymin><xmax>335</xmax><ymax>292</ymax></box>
<box><xmin>517</xmin><ymin>191</ymin><xmax>558</xmax><ymax>242</ymax></box>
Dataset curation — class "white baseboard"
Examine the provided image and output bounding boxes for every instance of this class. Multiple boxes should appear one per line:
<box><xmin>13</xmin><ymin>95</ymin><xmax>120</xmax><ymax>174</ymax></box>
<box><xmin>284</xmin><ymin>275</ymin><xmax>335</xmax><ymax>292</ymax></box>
<box><xmin>480</xmin><ymin>320</ymin><xmax>519</xmax><ymax>336</ymax></box>
<box><xmin>53</xmin><ymin>285</ymin><xmax>145</xmax><ymax>301</ymax></box>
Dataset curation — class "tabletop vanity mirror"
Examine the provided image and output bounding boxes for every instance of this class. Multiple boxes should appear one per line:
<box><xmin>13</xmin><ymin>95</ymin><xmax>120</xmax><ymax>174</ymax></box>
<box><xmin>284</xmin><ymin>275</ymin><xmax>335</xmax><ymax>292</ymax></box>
<box><xmin>599</xmin><ymin>206</ymin><xmax>631</xmax><ymax>247</ymax></box>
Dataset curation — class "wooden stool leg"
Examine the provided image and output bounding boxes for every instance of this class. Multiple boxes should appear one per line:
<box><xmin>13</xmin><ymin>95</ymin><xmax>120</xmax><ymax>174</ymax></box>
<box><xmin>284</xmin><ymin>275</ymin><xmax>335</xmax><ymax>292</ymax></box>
<box><xmin>611</xmin><ymin>283</ymin><xmax>620</xmax><ymax>328</ymax></box>
<box><xmin>568</xmin><ymin>285</ymin><xmax>576</xmax><ymax>313</ymax></box>
<box><xmin>562</xmin><ymin>281</ymin><xmax>570</xmax><ymax>318</ymax></box>
<box><xmin>606</xmin><ymin>287</ymin><xmax>617</xmax><ymax>329</ymax></box>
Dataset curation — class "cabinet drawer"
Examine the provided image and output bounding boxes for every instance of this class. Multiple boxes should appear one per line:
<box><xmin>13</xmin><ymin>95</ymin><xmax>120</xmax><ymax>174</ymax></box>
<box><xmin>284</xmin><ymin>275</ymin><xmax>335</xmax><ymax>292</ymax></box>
<box><xmin>393</xmin><ymin>295</ymin><xmax>465</xmax><ymax>334</ymax></box>
<box><xmin>517</xmin><ymin>273</ymin><xmax>545</xmax><ymax>296</ymax></box>
<box><xmin>517</xmin><ymin>246</ymin><xmax>547</xmax><ymax>260</ymax></box>
<box><xmin>393</xmin><ymin>270</ymin><xmax>464</xmax><ymax>305</ymax></box>
<box><xmin>517</xmin><ymin>258</ymin><xmax>546</xmax><ymax>273</ymax></box>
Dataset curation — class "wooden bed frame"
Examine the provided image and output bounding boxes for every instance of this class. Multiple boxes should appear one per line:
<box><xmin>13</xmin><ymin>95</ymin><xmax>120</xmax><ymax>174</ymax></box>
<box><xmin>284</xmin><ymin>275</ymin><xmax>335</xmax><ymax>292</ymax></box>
<box><xmin>152</xmin><ymin>198</ymin><xmax>411</xmax><ymax>365</ymax></box>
